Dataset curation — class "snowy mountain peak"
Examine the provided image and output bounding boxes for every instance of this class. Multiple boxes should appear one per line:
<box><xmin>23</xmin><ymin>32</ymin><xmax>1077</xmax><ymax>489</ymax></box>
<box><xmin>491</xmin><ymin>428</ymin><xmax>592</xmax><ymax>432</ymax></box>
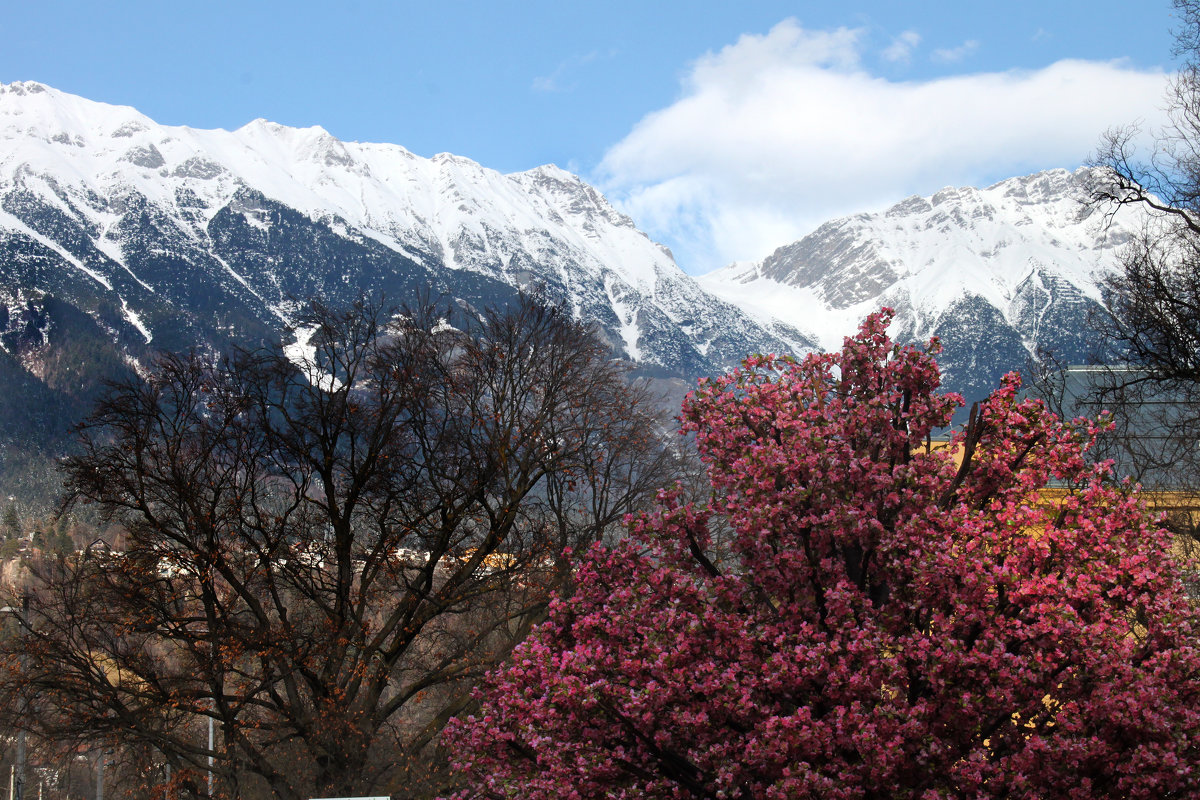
<box><xmin>700</xmin><ymin>165</ymin><xmax>1146</xmax><ymax>406</ymax></box>
<box><xmin>708</xmin><ymin>166</ymin><xmax>1125</xmax><ymax>336</ymax></box>
<box><xmin>524</xmin><ymin>163</ymin><xmax>577</xmax><ymax>181</ymax></box>
<box><xmin>1</xmin><ymin>81</ymin><xmax>155</xmax><ymax>142</ymax></box>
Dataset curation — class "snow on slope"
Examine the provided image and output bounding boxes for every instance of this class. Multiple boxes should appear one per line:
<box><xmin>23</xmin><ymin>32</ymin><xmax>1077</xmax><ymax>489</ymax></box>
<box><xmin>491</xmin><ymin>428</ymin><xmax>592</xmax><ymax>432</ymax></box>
<box><xmin>0</xmin><ymin>80</ymin><xmax>805</xmax><ymax>377</ymax></box>
<box><xmin>0</xmin><ymin>80</ymin><xmax>668</xmax><ymax>286</ymax></box>
<box><xmin>700</xmin><ymin>168</ymin><xmax>1138</xmax><ymax>353</ymax></box>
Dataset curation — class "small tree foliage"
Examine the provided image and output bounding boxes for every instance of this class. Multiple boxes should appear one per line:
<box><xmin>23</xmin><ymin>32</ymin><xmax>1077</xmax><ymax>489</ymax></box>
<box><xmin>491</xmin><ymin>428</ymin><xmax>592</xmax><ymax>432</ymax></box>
<box><xmin>447</xmin><ymin>309</ymin><xmax>1200</xmax><ymax>799</ymax></box>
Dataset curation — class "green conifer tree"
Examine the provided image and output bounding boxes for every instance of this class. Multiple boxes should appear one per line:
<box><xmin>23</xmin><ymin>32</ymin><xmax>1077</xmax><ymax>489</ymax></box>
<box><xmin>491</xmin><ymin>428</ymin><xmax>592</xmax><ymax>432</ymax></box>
<box><xmin>2</xmin><ymin>503</ymin><xmax>19</xmax><ymax>540</ymax></box>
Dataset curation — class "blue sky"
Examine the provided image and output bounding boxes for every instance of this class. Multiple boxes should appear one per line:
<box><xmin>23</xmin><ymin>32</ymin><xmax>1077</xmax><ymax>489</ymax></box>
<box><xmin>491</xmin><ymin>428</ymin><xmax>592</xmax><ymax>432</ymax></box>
<box><xmin>0</xmin><ymin>1</ymin><xmax>1180</xmax><ymax>272</ymax></box>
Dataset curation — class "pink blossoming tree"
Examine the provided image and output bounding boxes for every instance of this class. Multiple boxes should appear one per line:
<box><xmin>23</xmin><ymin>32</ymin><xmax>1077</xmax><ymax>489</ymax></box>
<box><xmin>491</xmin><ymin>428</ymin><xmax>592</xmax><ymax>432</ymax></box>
<box><xmin>446</xmin><ymin>310</ymin><xmax>1200</xmax><ymax>799</ymax></box>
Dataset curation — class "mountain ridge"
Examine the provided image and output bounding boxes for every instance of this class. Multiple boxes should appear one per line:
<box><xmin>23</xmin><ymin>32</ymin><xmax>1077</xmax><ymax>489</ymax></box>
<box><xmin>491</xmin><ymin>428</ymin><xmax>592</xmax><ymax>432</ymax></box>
<box><xmin>699</xmin><ymin>167</ymin><xmax>1140</xmax><ymax>402</ymax></box>
<box><xmin>0</xmin><ymin>80</ymin><xmax>1145</xmax><ymax>503</ymax></box>
<box><xmin>0</xmin><ymin>80</ymin><xmax>812</xmax><ymax>376</ymax></box>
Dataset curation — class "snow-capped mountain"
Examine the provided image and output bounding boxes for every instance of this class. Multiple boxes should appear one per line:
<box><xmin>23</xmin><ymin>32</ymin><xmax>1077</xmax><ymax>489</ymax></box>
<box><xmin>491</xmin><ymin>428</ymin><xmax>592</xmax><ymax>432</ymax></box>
<box><xmin>0</xmin><ymin>80</ymin><xmax>810</xmax><ymax>377</ymax></box>
<box><xmin>700</xmin><ymin>168</ymin><xmax>1138</xmax><ymax>404</ymax></box>
<box><xmin>0</xmin><ymin>80</ymin><xmax>1146</xmax><ymax>502</ymax></box>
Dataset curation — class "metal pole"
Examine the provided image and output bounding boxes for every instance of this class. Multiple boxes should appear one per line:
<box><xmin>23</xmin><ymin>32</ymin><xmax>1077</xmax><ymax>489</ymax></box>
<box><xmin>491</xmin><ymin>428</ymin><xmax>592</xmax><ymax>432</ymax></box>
<box><xmin>14</xmin><ymin>595</ymin><xmax>27</xmax><ymax>800</ymax></box>
<box><xmin>13</xmin><ymin>723</ymin><xmax>23</xmax><ymax>800</ymax></box>
<box><xmin>207</xmin><ymin>715</ymin><xmax>213</xmax><ymax>797</ymax></box>
<box><xmin>96</xmin><ymin>751</ymin><xmax>105</xmax><ymax>800</ymax></box>
<box><xmin>207</xmin><ymin>631</ymin><xmax>215</xmax><ymax>799</ymax></box>
<box><xmin>1</xmin><ymin>596</ymin><xmax>30</xmax><ymax>800</ymax></box>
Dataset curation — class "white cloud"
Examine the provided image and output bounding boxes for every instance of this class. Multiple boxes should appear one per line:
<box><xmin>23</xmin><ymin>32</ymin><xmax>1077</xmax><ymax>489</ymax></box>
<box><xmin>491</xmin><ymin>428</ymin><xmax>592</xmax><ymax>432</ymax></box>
<box><xmin>596</xmin><ymin>19</ymin><xmax>1170</xmax><ymax>274</ymax></box>
<box><xmin>932</xmin><ymin>39</ymin><xmax>980</xmax><ymax>63</ymax></box>
<box><xmin>883</xmin><ymin>31</ymin><xmax>921</xmax><ymax>64</ymax></box>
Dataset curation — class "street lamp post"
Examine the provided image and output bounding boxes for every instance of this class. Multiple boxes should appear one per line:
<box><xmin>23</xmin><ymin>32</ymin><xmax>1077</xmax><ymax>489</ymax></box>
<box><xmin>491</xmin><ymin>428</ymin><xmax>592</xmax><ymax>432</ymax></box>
<box><xmin>1</xmin><ymin>597</ymin><xmax>29</xmax><ymax>800</ymax></box>
<box><xmin>192</xmin><ymin>628</ymin><xmax>216</xmax><ymax>798</ymax></box>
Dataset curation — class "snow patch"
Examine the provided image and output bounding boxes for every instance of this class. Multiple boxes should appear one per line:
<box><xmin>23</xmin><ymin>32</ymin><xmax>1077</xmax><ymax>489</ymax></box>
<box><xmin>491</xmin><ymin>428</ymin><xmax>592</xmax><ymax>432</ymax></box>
<box><xmin>120</xmin><ymin>298</ymin><xmax>152</xmax><ymax>342</ymax></box>
<box><xmin>604</xmin><ymin>275</ymin><xmax>642</xmax><ymax>361</ymax></box>
<box><xmin>283</xmin><ymin>325</ymin><xmax>343</xmax><ymax>392</ymax></box>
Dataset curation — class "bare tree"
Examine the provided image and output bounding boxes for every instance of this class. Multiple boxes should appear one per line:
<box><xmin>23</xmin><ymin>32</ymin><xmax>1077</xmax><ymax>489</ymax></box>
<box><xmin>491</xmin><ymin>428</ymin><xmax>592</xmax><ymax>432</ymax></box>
<box><xmin>1091</xmin><ymin>0</ymin><xmax>1200</xmax><ymax>224</ymax></box>
<box><xmin>0</xmin><ymin>295</ymin><xmax>679</xmax><ymax>800</ymax></box>
<box><xmin>1083</xmin><ymin>0</ymin><xmax>1200</xmax><ymax>539</ymax></box>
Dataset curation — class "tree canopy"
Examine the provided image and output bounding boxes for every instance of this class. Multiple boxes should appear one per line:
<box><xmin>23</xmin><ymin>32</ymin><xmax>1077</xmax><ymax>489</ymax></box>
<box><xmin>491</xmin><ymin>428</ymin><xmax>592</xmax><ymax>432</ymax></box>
<box><xmin>448</xmin><ymin>310</ymin><xmax>1200</xmax><ymax>799</ymax></box>
<box><xmin>1085</xmin><ymin>0</ymin><xmax>1200</xmax><ymax>519</ymax></box>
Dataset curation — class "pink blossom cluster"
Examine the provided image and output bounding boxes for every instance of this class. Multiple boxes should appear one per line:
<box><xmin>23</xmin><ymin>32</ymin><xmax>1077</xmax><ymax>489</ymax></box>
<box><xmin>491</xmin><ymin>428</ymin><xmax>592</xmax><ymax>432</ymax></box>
<box><xmin>445</xmin><ymin>310</ymin><xmax>1200</xmax><ymax>799</ymax></box>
